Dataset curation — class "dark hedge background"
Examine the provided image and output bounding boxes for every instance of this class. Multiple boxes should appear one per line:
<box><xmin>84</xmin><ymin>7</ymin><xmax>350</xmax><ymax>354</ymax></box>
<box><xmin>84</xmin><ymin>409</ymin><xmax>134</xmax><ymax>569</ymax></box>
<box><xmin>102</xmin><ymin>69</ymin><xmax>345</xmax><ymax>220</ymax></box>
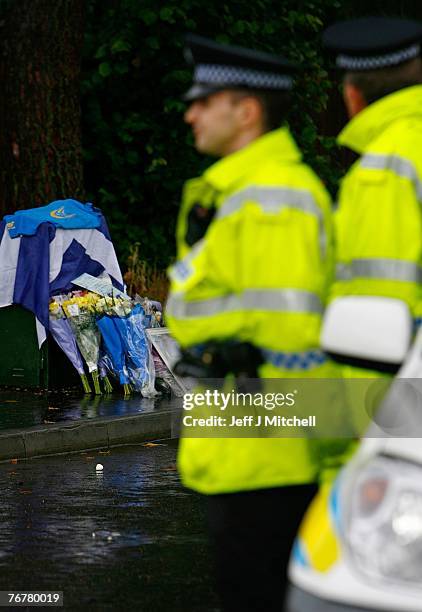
<box><xmin>80</xmin><ymin>1</ymin><xmax>422</xmax><ymax>267</ymax></box>
<box><xmin>3</xmin><ymin>1</ymin><xmax>422</xmax><ymax>270</ymax></box>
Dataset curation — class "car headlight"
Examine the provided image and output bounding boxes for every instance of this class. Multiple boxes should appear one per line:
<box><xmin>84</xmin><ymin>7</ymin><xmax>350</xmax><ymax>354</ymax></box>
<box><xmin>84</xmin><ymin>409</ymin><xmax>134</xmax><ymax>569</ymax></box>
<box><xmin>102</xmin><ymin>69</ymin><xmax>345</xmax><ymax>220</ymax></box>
<box><xmin>343</xmin><ymin>454</ymin><xmax>422</xmax><ymax>588</ymax></box>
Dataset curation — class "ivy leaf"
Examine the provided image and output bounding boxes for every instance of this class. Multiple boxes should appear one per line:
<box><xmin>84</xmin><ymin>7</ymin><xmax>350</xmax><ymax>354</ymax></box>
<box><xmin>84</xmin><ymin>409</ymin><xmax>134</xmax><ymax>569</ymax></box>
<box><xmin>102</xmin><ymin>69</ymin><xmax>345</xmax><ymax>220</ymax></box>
<box><xmin>140</xmin><ymin>9</ymin><xmax>157</xmax><ymax>26</ymax></box>
<box><xmin>98</xmin><ymin>62</ymin><xmax>111</xmax><ymax>77</ymax></box>
<box><xmin>94</xmin><ymin>44</ymin><xmax>108</xmax><ymax>59</ymax></box>
<box><xmin>111</xmin><ymin>39</ymin><xmax>132</xmax><ymax>54</ymax></box>
<box><xmin>159</xmin><ymin>7</ymin><xmax>175</xmax><ymax>22</ymax></box>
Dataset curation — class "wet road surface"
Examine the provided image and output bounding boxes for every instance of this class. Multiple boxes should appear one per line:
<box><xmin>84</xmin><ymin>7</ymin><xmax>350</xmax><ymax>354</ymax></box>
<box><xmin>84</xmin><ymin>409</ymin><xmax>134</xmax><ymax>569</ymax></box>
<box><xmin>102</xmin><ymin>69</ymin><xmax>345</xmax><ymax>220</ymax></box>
<box><xmin>0</xmin><ymin>441</ymin><xmax>218</xmax><ymax>611</ymax></box>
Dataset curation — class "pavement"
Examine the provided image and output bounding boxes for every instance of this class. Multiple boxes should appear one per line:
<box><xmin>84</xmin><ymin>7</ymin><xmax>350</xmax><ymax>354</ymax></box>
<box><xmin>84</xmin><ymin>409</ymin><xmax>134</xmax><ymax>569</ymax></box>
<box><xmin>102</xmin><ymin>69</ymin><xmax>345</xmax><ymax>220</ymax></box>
<box><xmin>0</xmin><ymin>390</ymin><xmax>181</xmax><ymax>462</ymax></box>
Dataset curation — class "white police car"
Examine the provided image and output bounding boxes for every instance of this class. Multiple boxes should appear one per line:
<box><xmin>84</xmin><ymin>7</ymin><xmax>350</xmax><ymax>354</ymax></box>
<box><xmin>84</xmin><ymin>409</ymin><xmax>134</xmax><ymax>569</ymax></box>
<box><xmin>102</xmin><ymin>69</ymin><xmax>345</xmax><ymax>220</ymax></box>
<box><xmin>287</xmin><ymin>297</ymin><xmax>422</xmax><ymax>611</ymax></box>
<box><xmin>287</xmin><ymin>431</ymin><xmax>422</xmax><ymax>611</ymax></box>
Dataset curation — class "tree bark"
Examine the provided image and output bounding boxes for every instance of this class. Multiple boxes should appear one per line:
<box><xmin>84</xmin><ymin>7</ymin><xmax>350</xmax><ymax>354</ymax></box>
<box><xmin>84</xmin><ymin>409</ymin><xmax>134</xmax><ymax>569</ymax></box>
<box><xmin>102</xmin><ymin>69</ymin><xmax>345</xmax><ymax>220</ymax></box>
<box><xmin>0</xmin><ymin>0</ymin><xmax>85</xmax><ymax>215</ymax></box>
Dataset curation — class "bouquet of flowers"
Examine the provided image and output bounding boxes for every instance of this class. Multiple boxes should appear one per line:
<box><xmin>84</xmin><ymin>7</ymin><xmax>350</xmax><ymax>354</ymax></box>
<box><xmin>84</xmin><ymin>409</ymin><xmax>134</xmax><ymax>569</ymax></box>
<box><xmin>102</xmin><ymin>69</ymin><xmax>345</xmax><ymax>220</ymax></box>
<box><xmin>113</xmin><ymin>303</ymin><xmax>157</xmax><ymax>397</ymax></box>
<box><xmin>62</xmin><ymin>293</ymin><xmax>103</xmax><ymax>394</ymax></box>
<box><xmin>49</xmin><ymin>300</ymin><xmax>91</xmax><ymax>393</ymax></box>
<box><xmin>94</xmin><ymin>295</ymin><xmax>129</xmax><ymax>395</ymax></box>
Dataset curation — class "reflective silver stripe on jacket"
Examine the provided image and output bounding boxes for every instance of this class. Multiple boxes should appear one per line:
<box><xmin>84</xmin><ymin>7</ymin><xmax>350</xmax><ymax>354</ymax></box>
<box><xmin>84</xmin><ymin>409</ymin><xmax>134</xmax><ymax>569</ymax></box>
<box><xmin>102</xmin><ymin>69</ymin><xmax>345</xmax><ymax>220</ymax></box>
<box><xmin>360</xmin><ymin>154</ymin><xmax>422</xmax><ymax>201</ymax></box>
<box><xmin>216</xmin><ymin>186</ymin><xmax>323</xmax><ymax>220</ymax></box>
<box><xmin>166</xmin><ymin>288</ymin><xmax>323</xmax><ymax>319</ymax></box>
<box><xmin>215</xmin><ymin>186</ymin><xmax>326</xmax><ymax>256</ymax></box>
<box><xmin>336</xmin><ymin>258</ymin><xmax>422</xmax><ymax>283</ymax></box>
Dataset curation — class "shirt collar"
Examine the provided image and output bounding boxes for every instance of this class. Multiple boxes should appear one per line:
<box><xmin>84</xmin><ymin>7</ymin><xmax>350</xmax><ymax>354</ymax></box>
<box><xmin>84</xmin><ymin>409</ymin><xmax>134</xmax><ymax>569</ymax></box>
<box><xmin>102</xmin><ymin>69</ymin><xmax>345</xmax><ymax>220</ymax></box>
<box><xmin>338</xmin><ymin>84</ymin><xmax>422</xmax><ymax>154</ymax></box>
<box><xmin>203</xmin><ymin>126</ymin><xmax>302</xmax><ymax>191</ymax></box>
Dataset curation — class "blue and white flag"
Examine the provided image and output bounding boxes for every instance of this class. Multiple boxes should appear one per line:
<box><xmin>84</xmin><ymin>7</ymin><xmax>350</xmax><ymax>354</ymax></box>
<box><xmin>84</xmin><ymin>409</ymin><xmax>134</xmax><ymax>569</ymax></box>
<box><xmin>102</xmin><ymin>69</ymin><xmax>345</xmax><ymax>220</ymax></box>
<box><xmin>0</xmin><ymin>211</ymin><xmax>124</xmax><ymax>347</ymax></box>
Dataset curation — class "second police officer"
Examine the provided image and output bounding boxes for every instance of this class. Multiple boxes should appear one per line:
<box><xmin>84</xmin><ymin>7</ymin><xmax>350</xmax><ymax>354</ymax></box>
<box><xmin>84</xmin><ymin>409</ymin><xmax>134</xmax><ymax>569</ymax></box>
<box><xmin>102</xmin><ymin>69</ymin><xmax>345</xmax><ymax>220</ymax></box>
<box><xmin>322</xmin><ymin>17</ymin><xmax>422</xmax><ymax>377</ymax></box>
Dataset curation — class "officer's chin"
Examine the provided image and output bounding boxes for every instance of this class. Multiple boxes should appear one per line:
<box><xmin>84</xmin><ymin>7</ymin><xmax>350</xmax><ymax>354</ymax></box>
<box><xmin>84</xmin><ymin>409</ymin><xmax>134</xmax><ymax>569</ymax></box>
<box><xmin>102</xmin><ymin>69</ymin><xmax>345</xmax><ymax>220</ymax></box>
<box><xmin>193</xmin><ymin>134</ymin><xmax>207</xmax><ymax>153</ymax></box>
<box><xmin>194</xmin><ymin>137</ymin><xmax>221</xmax><ymax>158</ymax></box>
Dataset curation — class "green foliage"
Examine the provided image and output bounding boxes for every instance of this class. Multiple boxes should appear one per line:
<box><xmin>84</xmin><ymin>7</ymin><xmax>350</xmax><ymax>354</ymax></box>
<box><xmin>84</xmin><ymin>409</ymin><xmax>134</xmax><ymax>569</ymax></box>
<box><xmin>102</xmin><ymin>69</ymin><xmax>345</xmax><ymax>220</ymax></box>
<box><xmin>81</xmin><ymin>0</ymin><xmax>421</xmax><ymax>267</ymax></box>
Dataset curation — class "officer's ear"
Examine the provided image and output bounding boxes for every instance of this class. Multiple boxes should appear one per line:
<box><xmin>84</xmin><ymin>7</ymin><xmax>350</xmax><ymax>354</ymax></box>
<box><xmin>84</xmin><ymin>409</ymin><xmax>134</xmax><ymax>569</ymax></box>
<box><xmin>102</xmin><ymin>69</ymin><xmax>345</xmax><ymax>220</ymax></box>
<box><xmin>343</xmin><ymin>80</ymin><xmax>367</xmax><ymax>118</ymax></box>
<box><xmin>235</xmin><ymin>95</ymin><xmax>263</xmax><ymax>129</ymax></box>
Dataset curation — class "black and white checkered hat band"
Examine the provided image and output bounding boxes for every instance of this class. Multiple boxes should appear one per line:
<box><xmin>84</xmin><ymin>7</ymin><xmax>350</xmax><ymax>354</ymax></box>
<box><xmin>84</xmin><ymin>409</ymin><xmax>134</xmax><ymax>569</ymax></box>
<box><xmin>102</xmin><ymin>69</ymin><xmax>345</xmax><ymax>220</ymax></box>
<box><xmin>337</xmin><ymin>43</ymin><xmax>421</xmax><ymax>70</ymax></box>
<box><xmin>194</xmin><ymin>63</ymin><xmax>293</xmax><ymax>90</ymax></box>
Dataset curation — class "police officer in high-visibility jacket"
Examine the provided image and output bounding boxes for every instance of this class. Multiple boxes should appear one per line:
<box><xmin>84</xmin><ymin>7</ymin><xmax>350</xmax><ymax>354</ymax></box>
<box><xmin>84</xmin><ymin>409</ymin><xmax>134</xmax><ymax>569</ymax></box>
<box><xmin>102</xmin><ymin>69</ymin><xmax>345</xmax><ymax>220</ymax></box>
<box><xmin>321</xmin><ymin>17</ymin><xmax>422</xmax><ymax>377</ymax></box>
<box><xmin>166</xmin><ymin>35</ymin><xmax>337</xmax><ymax>612</ymax></box>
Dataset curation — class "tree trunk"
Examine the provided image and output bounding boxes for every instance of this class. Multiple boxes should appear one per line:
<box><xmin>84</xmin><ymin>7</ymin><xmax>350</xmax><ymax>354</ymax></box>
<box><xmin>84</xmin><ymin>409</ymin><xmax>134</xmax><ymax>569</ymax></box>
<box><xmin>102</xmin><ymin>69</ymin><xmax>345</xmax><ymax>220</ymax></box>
<box><xmin>0</xmin><ymin>0</ymin><xmax>85</xmax><ymax>216</ymax></box>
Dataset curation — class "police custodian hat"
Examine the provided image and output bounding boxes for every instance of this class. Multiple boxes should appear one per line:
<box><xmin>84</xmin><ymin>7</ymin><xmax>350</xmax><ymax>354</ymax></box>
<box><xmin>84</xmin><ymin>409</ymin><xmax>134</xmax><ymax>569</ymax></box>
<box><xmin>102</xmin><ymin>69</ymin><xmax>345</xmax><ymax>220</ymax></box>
<box><xmin>183</xmin><ymin>34</ymin><xmax>296</xmax><ymax>101</ymax></box>
<box><xmin>323</xmin><ymin>17</ymin><xmax>422</xmax><ymax>71</ymax></box>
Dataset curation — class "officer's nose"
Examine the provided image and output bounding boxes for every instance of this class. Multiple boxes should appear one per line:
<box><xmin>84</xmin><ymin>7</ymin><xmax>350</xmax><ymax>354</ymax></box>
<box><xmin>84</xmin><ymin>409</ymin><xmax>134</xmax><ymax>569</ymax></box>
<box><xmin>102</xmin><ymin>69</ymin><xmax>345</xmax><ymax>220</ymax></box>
<box><xmin>184</xmin><ymin>101</ymin><xmax>200</xmax><ymax>124</ymax></box>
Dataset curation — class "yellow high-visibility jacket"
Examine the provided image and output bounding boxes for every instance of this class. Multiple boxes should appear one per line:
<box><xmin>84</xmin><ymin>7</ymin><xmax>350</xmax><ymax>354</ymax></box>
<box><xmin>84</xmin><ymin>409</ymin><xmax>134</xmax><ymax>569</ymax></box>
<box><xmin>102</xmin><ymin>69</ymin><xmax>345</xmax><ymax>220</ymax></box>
<box><xmin>332</xmin><ymin>85</ymin><xmax>422</xmax><ymax>329</ymax></box>
<box><xmin>166</xmin><ymin>126</ymin><xmax>339</xmax><ymax>495</ymax></box>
